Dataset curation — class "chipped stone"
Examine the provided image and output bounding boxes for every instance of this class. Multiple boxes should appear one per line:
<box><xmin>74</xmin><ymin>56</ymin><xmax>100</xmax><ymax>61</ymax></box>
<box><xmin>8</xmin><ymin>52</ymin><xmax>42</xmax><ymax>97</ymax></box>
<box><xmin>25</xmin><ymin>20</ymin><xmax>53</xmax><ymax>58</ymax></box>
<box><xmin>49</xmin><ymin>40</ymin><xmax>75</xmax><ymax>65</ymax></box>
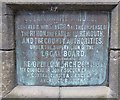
<box><xmin>1</xmin><ymin>51</ymin><xmax>16</xmax><ymax>96</ymax></box>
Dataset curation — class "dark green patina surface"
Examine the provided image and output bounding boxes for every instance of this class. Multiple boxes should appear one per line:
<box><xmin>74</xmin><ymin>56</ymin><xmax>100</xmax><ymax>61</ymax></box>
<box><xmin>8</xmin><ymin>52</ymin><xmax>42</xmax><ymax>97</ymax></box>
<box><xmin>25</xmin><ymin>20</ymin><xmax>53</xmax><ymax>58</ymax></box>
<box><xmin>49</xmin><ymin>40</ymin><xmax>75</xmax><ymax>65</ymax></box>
<box><xmin>16</xmin><ymin>11</ymin><xmax>110</xmax><ymax>86</ymax></box>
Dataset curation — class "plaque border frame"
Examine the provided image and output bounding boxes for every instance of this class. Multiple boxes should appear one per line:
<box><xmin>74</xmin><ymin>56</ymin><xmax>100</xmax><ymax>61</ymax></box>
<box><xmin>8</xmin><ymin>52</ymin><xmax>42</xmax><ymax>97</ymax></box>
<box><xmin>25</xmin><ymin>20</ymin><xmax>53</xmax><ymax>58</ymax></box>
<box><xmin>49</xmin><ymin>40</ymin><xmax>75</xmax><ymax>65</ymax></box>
<box><xmin>0</xmin><ymin>1</ymin><xmax>119</xmax><ymax>99</ymax></box>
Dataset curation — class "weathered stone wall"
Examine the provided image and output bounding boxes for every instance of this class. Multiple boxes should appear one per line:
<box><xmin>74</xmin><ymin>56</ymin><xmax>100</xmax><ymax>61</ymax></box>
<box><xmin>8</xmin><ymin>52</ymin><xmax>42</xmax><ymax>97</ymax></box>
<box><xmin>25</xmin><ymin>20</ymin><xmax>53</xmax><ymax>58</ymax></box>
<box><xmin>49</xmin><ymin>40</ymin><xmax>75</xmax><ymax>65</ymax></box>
<box><xmin>109</xmin><ymin>51</ymin><xmax>120</xmax><ymax>98</ymax></box>
<box><xmin>0</xmin><ymin>0</ymin><xmax>119</xmax><ymax>99</ymax></box>
<box><xmin>2</xmin><ymin>51</ymin><xmax>16</xmax><ymax>96</ymax></box>
<box><xmin>0</xmin><ymin>3</ymin><xmax>2</xmax><ymax>99</ymax></box>
<box><xmin>109</xmin><ymin>2</ymin><xmax>120</xmax><ymax>99</ymax></box>
<box><xmin>0</xmin><ymin>2</ymin><xmax>16</xmax><ymax>98</ymax></box>
<box><xmin>0</xmin><ymin>0</ymin><xmax>119</xmax><ymax>3</ymax></box>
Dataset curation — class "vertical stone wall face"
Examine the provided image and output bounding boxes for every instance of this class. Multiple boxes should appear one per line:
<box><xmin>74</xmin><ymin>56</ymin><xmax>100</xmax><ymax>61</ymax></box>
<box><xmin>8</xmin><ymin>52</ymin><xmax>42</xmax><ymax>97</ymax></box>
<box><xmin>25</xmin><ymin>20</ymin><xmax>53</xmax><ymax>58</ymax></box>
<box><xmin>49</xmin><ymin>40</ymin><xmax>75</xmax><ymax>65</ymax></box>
<box><xmin>0</xmin><ymin>3</ymin><xmax>2</xmax><ymax>99</ymax></box>
<box><xmin>1</xmin><ymin>3</ymin><xmax>14</xmax><ymax>50</ymax></box>
<box><xmin>0</xmin><ymin>0</ymin><xmax>119</xmax><ymax>99</ymax></box>
<box><xmin>109</xmin><ymin>51</ymin><xmax>119</xmax><ymax>98</ymax></box>
<box><xmin>109</xmin><ymin>2</ymin><xmax>120</xmax><ymax>99</ymax></box>
<box><xmin>0</xmin><ymin>2</ymin><xmax>16</xmax><ymax>98</ymax></box>
<box><xmin>2</xmin><ymin>51</ymin><xmax>16</xmax><ymax>96</ymax></box>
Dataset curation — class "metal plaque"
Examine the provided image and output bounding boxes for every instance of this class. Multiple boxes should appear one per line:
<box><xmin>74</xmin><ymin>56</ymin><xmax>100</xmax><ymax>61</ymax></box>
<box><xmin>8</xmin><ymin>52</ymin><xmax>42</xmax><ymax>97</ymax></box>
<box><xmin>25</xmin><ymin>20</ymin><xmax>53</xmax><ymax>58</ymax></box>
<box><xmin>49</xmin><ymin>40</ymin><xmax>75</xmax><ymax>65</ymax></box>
<box><xmin>16</xmin><ymin>11</ymin><xmax>110</xmax><ymax>86</ymax></box>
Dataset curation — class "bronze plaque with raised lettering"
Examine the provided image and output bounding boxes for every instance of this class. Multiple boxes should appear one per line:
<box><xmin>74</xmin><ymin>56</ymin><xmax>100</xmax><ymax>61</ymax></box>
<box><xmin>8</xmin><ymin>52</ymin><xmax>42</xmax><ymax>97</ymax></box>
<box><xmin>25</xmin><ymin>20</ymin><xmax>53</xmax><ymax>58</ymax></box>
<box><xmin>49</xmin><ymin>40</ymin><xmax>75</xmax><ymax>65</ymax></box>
<box><xmin>16</xmin><ymin>11</ymin><xmax>110</xmax><ymax>86</ymax></box>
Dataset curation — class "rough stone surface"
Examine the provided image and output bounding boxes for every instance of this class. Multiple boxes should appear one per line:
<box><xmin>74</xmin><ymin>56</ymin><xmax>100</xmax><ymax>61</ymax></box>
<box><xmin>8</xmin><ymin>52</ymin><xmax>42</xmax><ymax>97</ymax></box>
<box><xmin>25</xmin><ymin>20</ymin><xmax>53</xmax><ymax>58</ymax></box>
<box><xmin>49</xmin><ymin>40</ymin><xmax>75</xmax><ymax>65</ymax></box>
<box><xmin>118</xmin><ymin>51</ymin><xmax>120</xmax><ymax>98</ymax></box>
<box><xmin>0</xmin><ymin>1</ymin><xmax>119</xmax><ymax>99</ymax></box>
<box><xmin>0</xmin><ymin>0</ymin><xmax>119</xmax><ymax>3</ymax></box>
<box><xmin>0</xmin><ymin>16</ymin><xmax>2</xmax><ymax>33</ymax></box>
<box><xmin>1</xmin><ymin>51</ymin><xmax>16</xmax><ymax>97</ymax></box>
<box><xmin>0</xmin><ymin>51</ymin><xmax>2</xmax><ymax>99</ymax></box>
<box><xmin>0</xmin><ymin>25</ymin><xmax>1</xmax><ymax>52</ymax></box>
<box><xmin>0</xmin><ymin>3</ymin><xmax>2</xmax><ymax>99</ymax></box>
<box><xmin>0</xmin><ymin>3</ymin><xmax>2</xmax><ymax>50</ymax></box>
<box><xmin>60</xmin><ymin>86</ymin><xmax>109</xmax><ymax>98</ymax></box>
<box><xmin>118</xmin><ymin>3</ymin><xmax>120</xmax><ymax>49</ymax></box>
<box><xmin>6</xmin><ymin>86</ymin><xmax>59</xmax><ymax>98</ymax></box>
<box><xmin>109</xmin><ymin>50</ymin><xmax>119</xmax><ymax>98</ymax></box>
<box><xmin>110</xmin><ymin>3</ymin><xmax>119</xmax><ymax>49</ymax></box>
<box><xmin>0</xmin><ymin>33</ymin><xmax>2</xmax><ymax>49</ymax></box>
<box><xmin>0</xmin><ymin>2</ymin><xmax>2</xmax><ymax>17</ymax></box>
<box><xmin>2</xmin><ymin>15</ymin><xmax>14</xmax><ymax>49</ymax></box>
<box><xmin>1</xmin><ymin>3</ymin><xmax>13</xmax><ymax>15</ymax></box>
<box><xmin>0</xmin><ymin>2</ymin><xmax>14</xmax><ymax>49</ymax></box>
